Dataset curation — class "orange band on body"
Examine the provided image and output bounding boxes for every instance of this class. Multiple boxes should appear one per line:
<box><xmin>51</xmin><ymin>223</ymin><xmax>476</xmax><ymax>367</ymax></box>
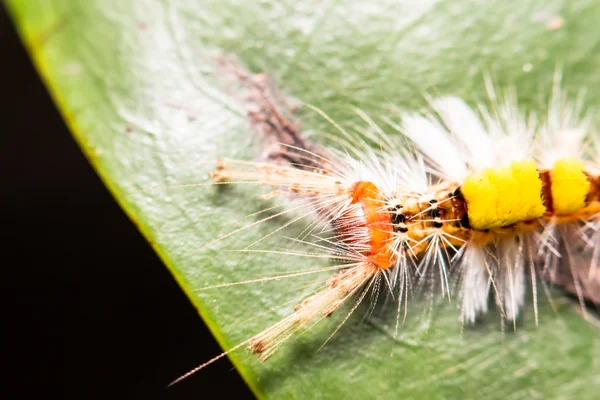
<box><xmin>350</xmin><ymin>181</ymin><xmax>395</xmax><ymax>270</ymax></box>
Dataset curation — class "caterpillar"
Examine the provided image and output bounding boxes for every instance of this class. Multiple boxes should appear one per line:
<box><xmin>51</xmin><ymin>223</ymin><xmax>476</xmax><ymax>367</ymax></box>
<box><xmin>171</xmin><ymin>73</ymin><xmax>599</xmax><ymax>384</ymax></box>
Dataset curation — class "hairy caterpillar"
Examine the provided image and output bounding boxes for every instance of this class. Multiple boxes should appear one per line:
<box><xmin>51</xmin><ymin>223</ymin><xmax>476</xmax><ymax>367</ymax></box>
<box><xmin>170</xmin><ymin>73</ymin><xmax>599</xmax><ymax>385</ymax></box>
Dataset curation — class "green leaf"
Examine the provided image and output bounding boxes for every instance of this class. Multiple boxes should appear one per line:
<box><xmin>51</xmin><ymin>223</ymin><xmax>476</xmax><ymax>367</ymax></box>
<box><xmin>8</xmin><ymin>0</ymin><xmax>600</xmax><ymax>398</ymax></box>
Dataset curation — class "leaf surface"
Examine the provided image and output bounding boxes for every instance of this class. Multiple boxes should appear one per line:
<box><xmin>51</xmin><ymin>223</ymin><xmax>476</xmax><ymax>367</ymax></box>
<box><xmin>8</xmin><ymin>0</ymin><xmax>600</xmax><ymax>398</ymax></box>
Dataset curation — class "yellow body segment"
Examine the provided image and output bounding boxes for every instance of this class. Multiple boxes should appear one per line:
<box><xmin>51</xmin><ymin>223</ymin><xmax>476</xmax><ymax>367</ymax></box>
<box><xmin>550</xmin><ymin>158</ymin><xmax>590</xmax><ymax>215</ymax></box>
<box><xmin>461</xmin><ymin>160</ymin><xmax>546</xmax><ymax>230</ymax></box>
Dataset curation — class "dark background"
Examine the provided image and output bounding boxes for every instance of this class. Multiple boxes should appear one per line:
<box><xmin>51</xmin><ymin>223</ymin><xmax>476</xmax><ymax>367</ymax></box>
<box><xmin>1</xmin><ymin>5</ymin><xmax>253</xmax><ymax>399</ymax></box>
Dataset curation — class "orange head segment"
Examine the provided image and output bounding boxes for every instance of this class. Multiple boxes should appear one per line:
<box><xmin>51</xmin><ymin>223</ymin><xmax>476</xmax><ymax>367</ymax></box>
<box><xmin>350</xmin><ymin>181</ymin><xmax>396</xmax><ymax>270</ymax></box>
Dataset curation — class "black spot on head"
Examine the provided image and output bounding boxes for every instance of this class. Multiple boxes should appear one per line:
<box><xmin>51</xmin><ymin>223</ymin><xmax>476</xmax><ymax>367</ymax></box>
<box><xmin>460</xmin><ymin>214</ymin><xmax>471</xmax><ymax>229</ymax></box>
<box><xmin>391</xmin><ymin>210</ymin><xmax>406</xmax><ymax>226</ymax></box>
<box><xmin>430</xmin><ymin>208</ymin><xmax>443</xmax><ymax>228</ymax></box>
<box><xmin>453</xmin><ymin>187</ymin><xmax>465</xmax><ymax>201</ymax></box>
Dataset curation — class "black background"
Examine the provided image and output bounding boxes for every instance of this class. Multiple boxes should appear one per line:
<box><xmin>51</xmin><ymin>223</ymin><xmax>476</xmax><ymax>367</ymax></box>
<box><xmin>1</xmin><ymin>5</ymin><xmax>253</xmax><ymax>399</ymax></box>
